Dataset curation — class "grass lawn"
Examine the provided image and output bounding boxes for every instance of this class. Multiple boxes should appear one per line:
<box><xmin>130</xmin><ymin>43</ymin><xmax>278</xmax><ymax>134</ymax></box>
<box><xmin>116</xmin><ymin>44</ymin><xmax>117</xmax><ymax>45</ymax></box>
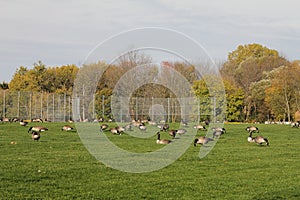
<box><xmin>1</xmin><ymin>122</ymin><xmax>300</xmax><ymax>199</ymax></box>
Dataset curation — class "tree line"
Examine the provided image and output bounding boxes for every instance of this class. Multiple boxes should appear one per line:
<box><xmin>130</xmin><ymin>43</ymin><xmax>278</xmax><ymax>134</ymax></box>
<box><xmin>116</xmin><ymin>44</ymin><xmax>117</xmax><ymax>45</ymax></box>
<box><xmin>2</xmin><ymin>43</ymin><xmax>300</xmax><ymax>122</ymax></box>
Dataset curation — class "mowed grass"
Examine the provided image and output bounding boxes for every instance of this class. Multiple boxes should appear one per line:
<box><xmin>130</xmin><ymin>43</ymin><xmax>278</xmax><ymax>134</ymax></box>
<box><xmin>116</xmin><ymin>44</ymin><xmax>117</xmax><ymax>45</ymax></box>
<box><xmin>1</xmin><ymin>122</ymin><xmax>300</xmax><ymax>199</ymax></box>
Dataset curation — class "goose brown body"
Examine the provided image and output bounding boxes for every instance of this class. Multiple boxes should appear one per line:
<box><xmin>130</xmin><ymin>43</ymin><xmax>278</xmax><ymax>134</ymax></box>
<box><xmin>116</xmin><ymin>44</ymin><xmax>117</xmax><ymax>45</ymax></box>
<box><xmin>156</xmin><ymin>132</ymin><xmax>172</xmax><ymax>144</ymax></box>
<box><xmin>248</xmin><ymin>132</ymin><xmax>269</xmax><ymax>146</ymax></box>
<box><xmin>31</xmin><ymin>131</ymin><xmax>41</xmax><ymax>141</ymax></box>
<box><xmin>62</xmin><ymin>125</ymin><xmax>73</xmax><ymax>131</ymax></box>
<box><xmin>194</xmin><ymin>136</ymin><xmax>213</xmax><ymax>146</ymax></box>
<box><xmin>28</xmin><ymin>126</ymin><xmax>48</xmax><ymax>133</ymax></box>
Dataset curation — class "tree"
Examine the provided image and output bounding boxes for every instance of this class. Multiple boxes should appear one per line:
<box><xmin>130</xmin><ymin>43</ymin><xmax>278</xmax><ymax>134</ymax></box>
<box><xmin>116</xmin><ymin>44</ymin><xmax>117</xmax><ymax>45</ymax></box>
<box><xmin>220</xmin><ymin>43</ymin><xmax>289</xmax><ymax>121</ymax></box>
<box><xmin>265</xmin><ymin>65</ymin><xmax>300</xmax><ymax>121</ymax></box>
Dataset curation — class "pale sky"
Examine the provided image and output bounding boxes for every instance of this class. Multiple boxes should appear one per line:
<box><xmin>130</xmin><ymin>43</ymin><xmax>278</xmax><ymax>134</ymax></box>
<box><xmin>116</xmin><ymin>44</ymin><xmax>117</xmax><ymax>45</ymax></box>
<box><xmin>0</xmin><ymin>0</ymin><xmax>299</xmax><ymax>82</ymax></box>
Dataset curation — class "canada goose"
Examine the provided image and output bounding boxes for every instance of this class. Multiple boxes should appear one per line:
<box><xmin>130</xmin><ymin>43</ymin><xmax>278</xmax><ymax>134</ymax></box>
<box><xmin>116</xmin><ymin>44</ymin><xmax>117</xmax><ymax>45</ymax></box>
<box><xmin>148</xmin><ymin>121</ymin><xmax>157</xmax><ymax>126</ymax></box>
<box><xmin>117</xmin><ymin>126</ymin><xmax>125</xmax><ymax>133</ymax></box>
<box><xmin>177</xmin><ymin>129</ymin><xmax>187</xmax><ymax>135</ymax></box>
<box><xmin>156</xmin><ymin>132</ymin><xmax>172</xmax><ymax>144</ymax></box>
<box><xmin>32</xmin><ymin>118</ymin><xmax>43</xmax><ymax>123</ymax></box>
<box><xmin>246</xmin><ymin>126</ymin><xmax>259</xmax><ymax>133</ymax></box>
<box><xmin>2</xmin><ymin>118</ymin><xmax>10</xmax><ymax>122</ymax></box>
<box><xmin>110</xmin><ymin>127</ymin><xmax>121</xmax><ymax>135</ymax></box>
<box><xmin>20</xmin><ymin>120</ymin><xmax>28</xmax><ymax>126</ymax></box>
<box><xmin>100</xmin><ymin>124</ymin><xmax>109</xmax><ymax>131</ymax></box>
<box><xmin>62</xmin><ymin>125</ymin><xmax>73</xmax><ymax>131</ymax></box>
<box><xmin>169</xmin><ymin>130</ymin><xmax>177</xmax><ymax>138</ymax></box>
<box><xmin>212</xmin><ymin>127</ymin><xmax>226</xmax><ymax>134</ymax></box>
<box><xmin>194</xmin><ymin>136</ymin><xmax>213</xmax><ymax>146</ymax></box>
<box><xmin>157</xmin><ymin>124</ymin><xmax>169</xmax><ymax>131</ymax></box>
<box><xmin>193</xmin><ymin>125</ymin><xmax>206</xmax><ymax>131</ymax></box>
<box><xmin>213</xmin><ymin>130</ymin><xmax>224</xmax><ymax>138</ymax></box>
<box><xmin>28</xmin><ymin>126</ymin><xmax>48</xmax><ymax>133</ymax></box>
<box><xmin>13</xmin><ymin>118</ymin><xmax>19</xmax><ymax>122</ymax></box>
<box><xmin>31</xmin><ymin>131</ymin><xmax>41</xmax><ymax>141</ymax></box>
<box><xmin>139</xmin><ymin>124</ymin><xmax>147</xmax><ymax>131</ymax></box>
<box><xmin>248</xmin><ymin>132</ymin><xmax>269</xmax><ymax>146</ymax></box>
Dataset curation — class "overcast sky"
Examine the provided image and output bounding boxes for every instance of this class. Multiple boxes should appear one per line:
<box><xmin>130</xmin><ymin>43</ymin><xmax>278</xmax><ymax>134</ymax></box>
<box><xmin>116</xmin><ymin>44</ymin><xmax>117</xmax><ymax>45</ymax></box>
<box><xmin>0</xmin><ymin>0</ymin><xmax>299</xmax><ymax>82</ymax></box>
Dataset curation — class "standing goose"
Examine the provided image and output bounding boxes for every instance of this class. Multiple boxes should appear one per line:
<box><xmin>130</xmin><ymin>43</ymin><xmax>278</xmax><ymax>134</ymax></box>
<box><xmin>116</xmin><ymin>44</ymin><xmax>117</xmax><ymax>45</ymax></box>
<box><xmin>28</xmin><ymin>126</ymin><xmax>48</xmax><ymax>133</ymax></box>
<box><xmin>248</xmin><ymin>132</ymin><xmax>269</xmax><ymax>146</ymax></box>
<box><xmin>156</xmin><ymin>132</ymin><xmax>172</xmax><ymax>144</ymax></box>
<box><xmin>62</xmin><ymin>125</ymin><xmax>73</xmax><ymax>131</ymax></box>
<box><xmin>31</xmin><ymin>131</ymin><xmax>41</xmax><ymax>141</ymax></box>
<box><xmin>194</xmin><ymin>136</ymin><xmax>213</xmax><ymax>146</ymax></box>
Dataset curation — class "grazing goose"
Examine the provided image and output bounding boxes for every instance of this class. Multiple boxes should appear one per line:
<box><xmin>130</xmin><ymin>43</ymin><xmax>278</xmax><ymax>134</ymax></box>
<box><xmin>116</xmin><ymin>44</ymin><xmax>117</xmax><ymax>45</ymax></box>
<box><xmin>168</xmin><ymin>130</ymin><xmax>177</xmax><ymax>138</ymax></box>
<box><xmin>20</xmin><ymin>120</ymin><xmax>28</xmax><ymax>126</ymax></box>
<box><xmin>31</xmin><ymin>131</ymin><xmax>41</xmax><ymax>141</ymax></box>
<box><xmin>213</xmin><ymin>130</ymin><xmax>224</xmax><ymax>138</ymax></box>
<box><xmin>246</xmin><ymin>126</ymin><xmax>259</xmax><ymax>133</ymax></box>
<box><xmin>110</xmin><ymin>127</ymin><xmax>121</xmax><ymax>135</ymax></box>
<box><xmin>212</xmin><ymin>127</ymin><xmax>226</xmax><ymax>134</ymax></box>
<box><xmin>139</xmin><ymin>124</ymin><xmax>147</xmax><ymax>131</ymax></box>
<box><xmin>117</xmin><ymin>126</ymin><xmax>125</xmax><ymax>133</ymax></box>
<box><xmin>177</xmin><ymin>129</ymin><xmax>187</xmax><ymax>135</ymax></box>
<box><xmin>62</xmin><ymin>125</ymin><xmax>73</xmax><ymax>131</ymax></box>
<box><xmin>157</xmin><ymin>124</ymin><xmax>169</xmax><ymax>131</ymax></box>
<box><xmin>28</xmin><ymin>126</ymin><xmax>48</xmax><ymax>133</ymax></box>
<box><xmin>194</xmin><ymin>136</ymin><xmax>213</xmax><ymax>146</ymax></box>
<box><xmin>156</xmin><ymin>132</ymin><xmax>172</xmax><ymax>144</ymax></box>
<box><xmin>248</xmin><ymin>132</ymin><xmax>269</xmax><ymax>146</ymax></box>
<box><xmin>100</xmin><ymin>124</ymin><xmax>109</xmax><ymax>131</ymax></box>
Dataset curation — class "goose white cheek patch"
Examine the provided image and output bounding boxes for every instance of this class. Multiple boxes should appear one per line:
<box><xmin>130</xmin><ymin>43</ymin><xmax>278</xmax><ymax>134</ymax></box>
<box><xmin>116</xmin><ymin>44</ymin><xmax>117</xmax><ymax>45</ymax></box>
<box><xmin>73</xmin><ymin>28</ymin><xmax>226</xmax><ymax>173</ymax></box>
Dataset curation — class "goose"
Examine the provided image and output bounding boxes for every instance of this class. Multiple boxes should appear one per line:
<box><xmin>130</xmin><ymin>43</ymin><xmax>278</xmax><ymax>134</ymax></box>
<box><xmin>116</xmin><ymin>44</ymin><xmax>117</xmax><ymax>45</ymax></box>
<box><xmin>156</xmin><ymin>132</ymin><xmax>172</xmax><ymax>144</ymax></box>
<box><xmin>168</xmin><ymin>130</ymin><xmax>177</xmax><ymax>138</ymax></box>
<box><xmin>100</xmin><ymin>124</ymin><xmax>109</xmax><ymax>131</ymax></box>
<box><xmin>62</xmin><ymin>125</ymin><xmax>73</xmax><ymax>131</ymax></box>
<box><xmin>110</xmin><ymin>127</ymin><xmax>121</xmax><ymax>135</ymax></box>
<box><xmin>31</xmin><ymin>131</ymin><xmax>41</xmax><ymax>141</ymax></box>
<box><xmin>213</xmin><ymin>130</ymin><xmax>224</xmax><ymax>138</ymax></box>
<box><xmin>139</xmin><ymin>124</ymin><xmax>147</xmax><ymax>131</ymax></box>
<box><xmin>248</xmin><ymin>132</ymin><xmax>269</xmax><ymax>146</ymax></box>
<box><xmin>193</xmin><ymin>125</ymin><xmax>206</xmax><ymax>131</ymax></box>
<box><xmin>157</xmin><ymin>124</ymin><xmax>169</xmax><ymax>131</ymax></box>
<box><xmin>246</xmin><ymin>126</ymin><xmax>259</xmax><ymax>133</ymax></box>
<box><xmin>212</xmin><ymin>127</ymin><xmax>226</xmax><ymax>134</ymax></box>
<box><xmin>177</xmin><ymin>129</ymin><xmax>187</xmax><ymax>135</ymax></box>
<box><xmin>148</xmin><ymin>121</ymin><xmax>157</xmax><ymax>126</ymax></box>
<box><xmin>20</xmin><ymin>120</ymin><xmax>28</xmax><ymax>126</ymax></box>
<box><xmin>32</xmin><ymin>118</ymin><xmax>43</xmax><ymax>123</ymax></box>
<box><xmin>194</xmin><ymin>136</ymin><xmax>213</xmax><ymax>146</ymax></box>
<box><xmin>28</xmin><ymin>126</ymin><xmax>48</xmax><ymax>133</ymax></box>
<box><xmin>117</xmin><ymin>126</ymin><xmax>125</xmax><ymax>133</ymax></box>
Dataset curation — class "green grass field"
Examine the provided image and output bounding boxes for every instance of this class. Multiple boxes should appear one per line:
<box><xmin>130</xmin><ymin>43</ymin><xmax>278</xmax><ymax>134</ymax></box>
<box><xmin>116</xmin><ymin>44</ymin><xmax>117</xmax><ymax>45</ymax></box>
<box><xmin>1</xmin><ymin>122</ymin><xmax>300</xmax><ymax>199</ymax></box>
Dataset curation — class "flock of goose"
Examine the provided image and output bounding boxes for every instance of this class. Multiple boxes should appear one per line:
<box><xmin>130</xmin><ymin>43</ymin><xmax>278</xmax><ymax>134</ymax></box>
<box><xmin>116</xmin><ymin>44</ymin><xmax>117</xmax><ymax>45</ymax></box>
<box><xmin>98</xmin><ymin>120</ymin><xmax>269</xmax><ymax>147</ymax></box>
<box><xmin>13</xmin><ymin>118</ymin><xmax>270</xmax><ymax>146</ymax></box>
